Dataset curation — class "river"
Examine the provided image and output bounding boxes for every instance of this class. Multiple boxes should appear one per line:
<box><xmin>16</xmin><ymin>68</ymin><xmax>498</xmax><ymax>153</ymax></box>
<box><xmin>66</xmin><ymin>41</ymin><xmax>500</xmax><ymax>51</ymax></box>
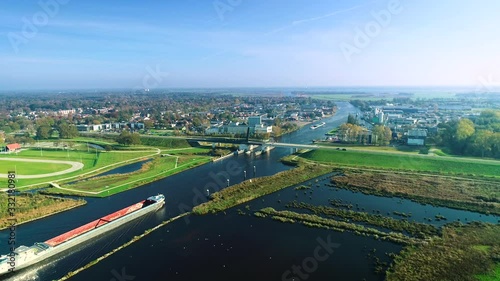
<box><xmin>1</xmin><ymin>102</ymin><xmax>497</xmax><ymax>281</ymax></box>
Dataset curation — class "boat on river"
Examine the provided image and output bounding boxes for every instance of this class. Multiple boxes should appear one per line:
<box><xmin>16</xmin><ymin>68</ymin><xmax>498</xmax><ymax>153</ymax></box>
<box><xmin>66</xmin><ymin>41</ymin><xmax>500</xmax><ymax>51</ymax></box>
<box><xmin>310</xmin><ymin>122</ymin><xmax>326</xmax><ymax>129</ymax></box>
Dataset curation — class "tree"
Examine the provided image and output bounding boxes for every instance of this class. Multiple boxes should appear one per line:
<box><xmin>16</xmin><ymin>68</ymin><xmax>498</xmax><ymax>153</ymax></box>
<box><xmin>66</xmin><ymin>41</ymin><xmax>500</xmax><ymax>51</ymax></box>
<box><xmin>144</xmin><ymin>120</ymin><xmax>154</xmax><ymax>130</ymax></box>
<box><xmin>36</xmin><ymin>125</ymin><xmax>51</xmax><ymax>139</ymax></box>
<box><xmin>456</xmin><ymin>119</ymin><xmax>475</xmax><ymax>141</ymax></box>
<box><xmin>272</xmin><ymin>126</ymin><xmax>282</xmax><ymax>136</ymax></box>
<box><xmin>5</xmin><ymin>135</ymin><xmax>15</xmax><ymax>143</ymax></box>
<box><xmin>116</xmin><ymin>131</ymin><xmax>141</xmax><ymax>145</ymax></box>
<box><xmin>491</xmin><ymin>132</ymin><xmax>500</xmax><ymax>158</ymax></box>
<box><xmin>273</xmin><ymin>117</ymin><xmax>282</xmax><ymax>127</ymax></box>
<box><xmin>9</xmin><ymin>122</ymin><xmax>20</xmax><ymax>132</ymax></box>
<box><xmin>372</xmin><ymin>125</ymin><xmax>392</xmax><ymax>145</ymax></box>
<box><xmin>470</xmin><ymin>130</ymin><xmax>494</xmax><ymax>158</ymax></box>
<box><xmin>36</xmin><ymin>117</ymin><xmax>55</xmax><ymax>127</ymax></box>
<box><xmin>337</xmin><ymin>123</ymin><xmax>365</xmax><ymax>143</ymax></box>
<box><xmin>54</xmin><ymin>122</ymin><xmax>79</xmax><ymax>139</ymax></box>
<box><xmin>347</xmin><ymin>114</ymin><xmax>359</xmax><ymax>125</ymax></box>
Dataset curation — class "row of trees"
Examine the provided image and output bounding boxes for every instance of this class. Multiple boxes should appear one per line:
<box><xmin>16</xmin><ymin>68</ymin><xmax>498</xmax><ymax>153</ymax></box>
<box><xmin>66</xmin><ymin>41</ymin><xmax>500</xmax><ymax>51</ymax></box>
<box><xmin>337</xmin><ymin>123</ymin><xmax>392</xmax><ymax>145</ymax></box>
<box><xmin>437</xmin><ymin>110</ymin><xmax>500</xmax><ymax>158</ymax></box>
<box><xmin>116</xmin><ymin>131</ymin><xmax>141</xmax><ymax>145</ymax></box>
<box><xmin>35</xmin><ymin>121</ymin><xmax>79</xmax><ymax>139</ymax></box>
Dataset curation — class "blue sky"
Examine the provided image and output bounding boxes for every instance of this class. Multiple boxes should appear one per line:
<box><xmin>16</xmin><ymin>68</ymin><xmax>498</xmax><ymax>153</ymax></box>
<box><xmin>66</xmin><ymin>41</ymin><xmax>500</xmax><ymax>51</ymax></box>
<box><xmin>1</xmin><ymin>0</ymin><xmax>500</xmax><ymax>90</ymax></box>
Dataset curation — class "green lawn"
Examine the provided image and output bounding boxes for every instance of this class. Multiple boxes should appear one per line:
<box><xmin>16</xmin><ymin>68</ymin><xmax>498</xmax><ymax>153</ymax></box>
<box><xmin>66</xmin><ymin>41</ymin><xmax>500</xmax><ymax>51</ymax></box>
<box><xmin>318</xmin><ymin>143</ymin><xmax>423</xmax><ymax>153</ymax></box>
<box><xmin>476</xmin><ymin>264</ymin><xmax>500</xmax><ymax>281</ymax></box>
<box><xmin>0</xmin><ymin>160</ymin><xmax>71</xmax><ymax>175</ymax></box>
<box><xmin>160</xmin><ymin>147</ymin><xmax>212</xmax><ymax>155</ymax></box>
<box><xmin>0</xmin><ymin>148</ymin><xmax>158</xmax><ymax>188</ymax></box>
<box><xmin>94</xmin><ymin>151</ymin><xmax>156</xmax><ymax>167</ymax></box>
<box><xmin>46</xmin><ymin>154</ymin><xmax>211</xmax><ymax>197</ymax></box>
<box><xmin>300</xmin><ymin>149</ymin><xmax>500</xmax><ymax>177</ymax></box>
<box><xmin>66</xmin><ymin>137</ymin><xmax>115</xmax><ymax>146</ymax></box>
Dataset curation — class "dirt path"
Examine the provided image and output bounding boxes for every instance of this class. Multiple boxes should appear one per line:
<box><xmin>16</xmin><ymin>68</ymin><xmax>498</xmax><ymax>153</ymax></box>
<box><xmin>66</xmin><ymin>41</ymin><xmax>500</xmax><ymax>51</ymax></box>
<box><xmin>0</xmin><ymin>158</ymin><xmax>84</xmax><ymax>179</ymax></box>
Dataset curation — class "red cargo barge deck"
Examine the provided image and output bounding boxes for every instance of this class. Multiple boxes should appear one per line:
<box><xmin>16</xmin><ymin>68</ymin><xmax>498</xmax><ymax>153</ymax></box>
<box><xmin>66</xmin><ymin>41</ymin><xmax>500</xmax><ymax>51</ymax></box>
<box><xmin>45</xmin><ymin>200</ymin><xmax>146</xmax><ymax>247</ymax></box>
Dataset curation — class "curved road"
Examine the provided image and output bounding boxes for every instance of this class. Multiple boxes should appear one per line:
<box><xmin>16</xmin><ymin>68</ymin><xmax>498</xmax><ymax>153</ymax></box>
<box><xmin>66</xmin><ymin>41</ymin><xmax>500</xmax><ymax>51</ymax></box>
<box><xmin>0</xmin><ymin>158</ymin><xmax>84</xmax><ymax>179</ymax></box>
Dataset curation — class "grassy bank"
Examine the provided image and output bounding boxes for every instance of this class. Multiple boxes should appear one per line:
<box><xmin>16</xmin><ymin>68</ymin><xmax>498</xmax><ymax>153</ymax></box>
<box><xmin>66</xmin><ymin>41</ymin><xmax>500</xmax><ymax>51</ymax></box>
<box><xmin>254</xmin><ymin>207</ymin><xmax>424</xmax><ymax>245</ymax></box>
<box><xmin>138</xmin><ymin>136</ymin><xmax>190</xmax><ymax>148</ymax></box>
<box><xmin>43</xmin><ymin>154</ymin><xmax>211</xmax><ymax>197</ymax></box>
<box><xmin>476</xmin><ymin>264</ymin><xmax>500</xmax><ymax>281</ymax></box>
<box><xmin>193</xmin><ymin>164</ymin><xmax>332</xmax><ymax>215</ymax></box>
<box><xmin>0</xmin><ymin>193</ymin><xmax>86</xmax><ymax>230</ymax></box>
<box><xmin>331</xmin><ymin>169</ymin><xmax>500</xmax><ymax>215</ymax></box>
<box><xmin>287</xmin><ymin>201</ymin><xmax>439</xmax><ymax>238</ymax></box>
<box><xmin>2</xmin><ymin>148</ymin><xmax>158</xmax><ymax>188</ymax></box>
<box><xmin>300</xmin><ymin>149</ymin><xmax>500</xmax><ymax>178</ymax></box>
<box><xmin>386</xmin><ymin>223</ymin><xmax>500</xmax><ymax>281</ymax></box>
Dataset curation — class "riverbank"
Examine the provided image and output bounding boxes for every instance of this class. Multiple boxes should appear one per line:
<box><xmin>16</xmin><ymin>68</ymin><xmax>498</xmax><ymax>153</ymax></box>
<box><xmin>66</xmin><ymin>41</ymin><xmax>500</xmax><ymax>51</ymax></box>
<box><xmin>192</xmin><ymin>163</ymin><xmax>332</xmax><ymax>214</ymax></box>
<box><xmin>0</xmin><ymin>193</ymin><xmax>86</xmax><ymax>230</ymax></box>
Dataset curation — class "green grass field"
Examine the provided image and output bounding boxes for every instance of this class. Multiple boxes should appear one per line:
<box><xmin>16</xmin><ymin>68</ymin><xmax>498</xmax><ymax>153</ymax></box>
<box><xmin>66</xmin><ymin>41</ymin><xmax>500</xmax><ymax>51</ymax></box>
<box><xmin>476</xmin><ymin>264</ymin><xmax>500</xmax><ymax>281</ymax></box>
<box><xmin>160</xmin><ymin>147</ymin><xmax>212</xmax><ymax>155</ymax></box>
<box><xmin>46</xmin><ymin>154</ymin><xmax>211</xmax><ymax>197</ymax></box>
<box><xmin>0</xmin><ymin>160</ymin><xmax>71</xmax><ymax>175</ymax></box>
<box><xmin>319</xmin><ymin>143</ymin><xmax>421</xmax><ymax>154</ymax></box>
<box><xmin>93</xmin><ymin>151</ymin><xmax>156</xmax><ymax>166</ymax></box>
<box><xmin>0</xmin><ymin>148</ymin><xmax>158</xmax><ymax>188</ymax></box>
<box><xmin>300</xmin><ymin>149</ymin><xmax>500</xmax><ymax>177</ymax></box>
<box><xmin>66</xmin><ymin>137</ymin><xmax>115</xmax><ymax>146</ymax></box>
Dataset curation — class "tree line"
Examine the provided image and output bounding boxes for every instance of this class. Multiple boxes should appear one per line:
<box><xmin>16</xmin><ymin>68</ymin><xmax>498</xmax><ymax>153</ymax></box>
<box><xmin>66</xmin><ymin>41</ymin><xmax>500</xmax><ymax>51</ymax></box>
<box><xmin>337</xmin><ymin>114</ymin><xmax>392</xmax><ymax>145</ymax></box>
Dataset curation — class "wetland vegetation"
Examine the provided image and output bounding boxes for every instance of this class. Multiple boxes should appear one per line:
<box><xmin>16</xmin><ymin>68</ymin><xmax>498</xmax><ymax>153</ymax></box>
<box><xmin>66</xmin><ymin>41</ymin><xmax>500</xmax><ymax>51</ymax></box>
<box><xmin>0</xmin><ymin>193</ymin><xmax>86</xmax><ymax>230</ymax></box>
<box><xmin>254</xmin><ymin>207</ymin><xmax>424</xmax><ymax>245</ymax></box>
<box><xmin>192</xmin><ymin>164</ymin><xmax>332</xmax><ymax>214</ymax></box>
<box><xmin>286</xmin><ymin>201</ymin><xmax>439</xmax><ymax>238</ymax></box>
<box><xmin>386</xmin><ymin>223</ymin><xmax>500</xmax><ymax>281</ymax></box>
<box><xmin>330</xmin><ymin>169</ymin><xmax>500</xmax><ymax>215</ymax></box>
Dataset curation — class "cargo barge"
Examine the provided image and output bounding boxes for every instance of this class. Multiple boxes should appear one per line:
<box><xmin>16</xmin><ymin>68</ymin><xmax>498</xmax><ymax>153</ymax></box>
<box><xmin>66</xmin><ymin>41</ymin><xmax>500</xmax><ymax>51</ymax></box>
<box><xmin>0</xmin><ymin>194</ymin><xmax>165</xmax><ymax>276</ymax></box>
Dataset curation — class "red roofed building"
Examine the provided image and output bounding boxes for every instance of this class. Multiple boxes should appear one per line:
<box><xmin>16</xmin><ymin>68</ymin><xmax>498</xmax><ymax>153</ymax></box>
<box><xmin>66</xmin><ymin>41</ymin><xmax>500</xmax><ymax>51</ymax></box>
<box><xmin>6</xmin><ymin>143</ymin><xmax>21</xmax><ymax>152</ymax></box>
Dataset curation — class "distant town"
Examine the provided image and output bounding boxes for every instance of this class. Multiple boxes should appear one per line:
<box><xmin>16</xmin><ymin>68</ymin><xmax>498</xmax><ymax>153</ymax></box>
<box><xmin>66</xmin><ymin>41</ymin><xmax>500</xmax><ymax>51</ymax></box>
<box><xmin>0</xmin><ymin>90</ymin><xmax>499</xmax><ymax>158</ymax></box>
<box><xmin>0</xmin><ymin>91</ymin><xmax>336</xmax><ymax>145</ymax></box>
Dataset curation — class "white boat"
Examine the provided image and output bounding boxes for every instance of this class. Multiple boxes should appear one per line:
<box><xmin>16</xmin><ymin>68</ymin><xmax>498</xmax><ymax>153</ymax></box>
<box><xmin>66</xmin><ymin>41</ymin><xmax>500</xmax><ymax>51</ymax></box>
<box><xmin>310</xmin><ymin>122</ymin><xmax>326</xmax><ymax>129</ymax></box>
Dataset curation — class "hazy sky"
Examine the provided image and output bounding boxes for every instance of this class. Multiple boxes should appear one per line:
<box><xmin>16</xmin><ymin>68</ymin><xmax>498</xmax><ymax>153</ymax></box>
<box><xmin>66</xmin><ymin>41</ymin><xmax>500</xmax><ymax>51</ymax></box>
<box><xmin>1</xmin><ymin>0</ymin><xmax>500</xmax><ymax>90</ymax></box>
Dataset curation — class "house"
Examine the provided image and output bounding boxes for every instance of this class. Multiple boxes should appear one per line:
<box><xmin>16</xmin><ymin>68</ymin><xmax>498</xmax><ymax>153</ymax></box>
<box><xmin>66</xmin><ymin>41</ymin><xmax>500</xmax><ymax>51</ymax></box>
<box><xmin>407</xmin><ymin>129</ymin><xmax>427</xmax><ymax>146</ymax></box>
<box><xmin>6</xmin><ymin>143</ymin><xmax>21</xmax><ymax>152</ymax></box>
